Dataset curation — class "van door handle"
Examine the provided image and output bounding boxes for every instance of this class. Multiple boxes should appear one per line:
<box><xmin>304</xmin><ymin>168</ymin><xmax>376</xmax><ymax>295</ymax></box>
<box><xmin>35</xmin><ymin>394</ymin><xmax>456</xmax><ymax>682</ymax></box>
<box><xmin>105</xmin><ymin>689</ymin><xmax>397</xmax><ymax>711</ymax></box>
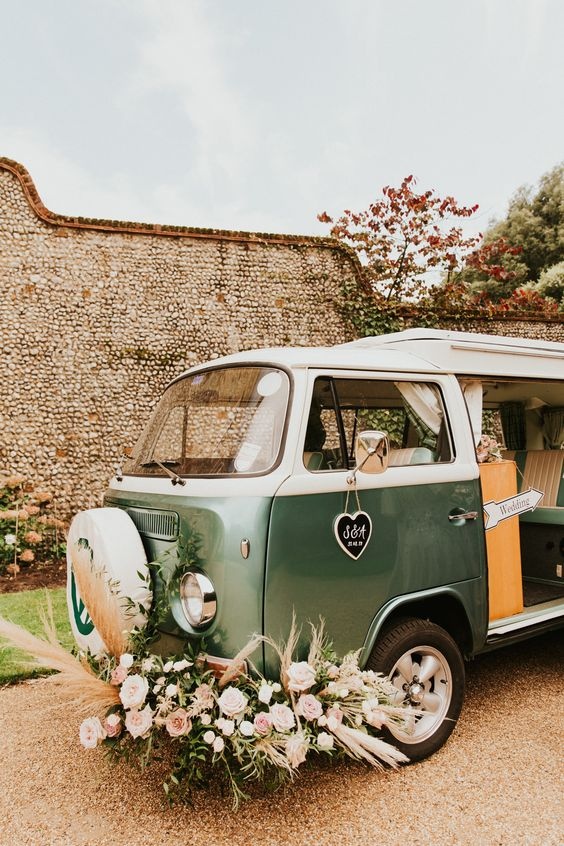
<box><xmin>448</xmin><ymin>510</ymin><xmax>478</xmax><ymax>522</ymax></box>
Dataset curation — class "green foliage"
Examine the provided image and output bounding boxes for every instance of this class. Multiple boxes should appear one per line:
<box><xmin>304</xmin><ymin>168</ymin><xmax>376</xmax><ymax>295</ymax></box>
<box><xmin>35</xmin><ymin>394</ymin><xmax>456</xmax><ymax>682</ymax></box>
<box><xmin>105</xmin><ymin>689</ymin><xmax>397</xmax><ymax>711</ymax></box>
<box><xmin>0</xmin><ymin>473</ymin><xmax>66</xmax><ymax>576</ymax></box>
<box><xmin>466</xmin><ymin>163</ymin><xmax>564</xmax><ymax>298</ymax></box>
<box><xmin>528</xmin><ymin>261</ymin><xmax>564</xmax><ymax>310</ymax></box>
<box><xmin>0</xmin><ymin>587</ymin><xmax>72</xmax><ymax>683</ymax></box>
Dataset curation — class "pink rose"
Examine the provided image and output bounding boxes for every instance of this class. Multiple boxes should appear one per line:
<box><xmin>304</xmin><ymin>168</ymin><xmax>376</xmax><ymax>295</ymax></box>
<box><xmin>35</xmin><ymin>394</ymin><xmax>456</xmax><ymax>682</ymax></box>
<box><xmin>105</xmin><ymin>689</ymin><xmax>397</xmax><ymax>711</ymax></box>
<box><xmin>217</xmin><ymin>686</ymin><xmax>247</xmax><ymax>718</ymax></box>
<box><xmin>165</xmin><ymin>708</ymin><xmax>192</xmax><ymax>737</ymax></box>
<box><xmin>103</xmin><ymin>713</ymin><xmax>122</xmax><ymax>738</ymax></box>
<box><xmin>125</xmin><ymin>704</ymin><xmax>153</xmax><ymax>738</ymax></box>
<box><xmin>119</xmin><ymin>674</ymin><xmax>149</xmax><ymax>709</ymax></box>
<box><xmin>79</xmin><ymin>717</ymin><xmax>106</xmax><ymax>749</ymax></box>
<box><xmin>296</xmin><ymin>694</ymin><xmax>323</xmax><ymax>722</ymax></box>
<box><xmin>287</xmin><ymin>661</ymin><xmax>316</xmax><ymax>692</ymax></box>
<box><xmin>253</xmin><ymin>711</ymin><xmax>273</xmax><ymax>736</ymax></box>
<box><xmin>111</xmin><ymin>665</ymin><xmax>128</xmax><ymax>685</ymax></box>
<box><xmin>269</xmin><ymin>702</ymin><xmax>296</xmax><ymax>733</ymax></box>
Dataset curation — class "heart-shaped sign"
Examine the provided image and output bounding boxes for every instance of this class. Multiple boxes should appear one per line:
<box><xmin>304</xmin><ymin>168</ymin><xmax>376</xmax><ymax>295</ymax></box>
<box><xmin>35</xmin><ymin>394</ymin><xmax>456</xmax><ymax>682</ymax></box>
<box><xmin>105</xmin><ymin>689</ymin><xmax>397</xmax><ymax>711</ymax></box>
<box><xmin>333</xmin><ymin>511</ymin><xmax>372</xmax><ymax>560</ymax></box>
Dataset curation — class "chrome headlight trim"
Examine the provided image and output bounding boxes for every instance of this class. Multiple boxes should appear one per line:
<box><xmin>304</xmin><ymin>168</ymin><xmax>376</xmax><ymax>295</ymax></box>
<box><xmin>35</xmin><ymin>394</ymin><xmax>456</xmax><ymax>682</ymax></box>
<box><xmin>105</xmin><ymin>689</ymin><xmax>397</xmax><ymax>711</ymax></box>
<box><xmin>179</xmin><ymin>569</ymin><xmax>217</xmax><ymax>628</ymax></box>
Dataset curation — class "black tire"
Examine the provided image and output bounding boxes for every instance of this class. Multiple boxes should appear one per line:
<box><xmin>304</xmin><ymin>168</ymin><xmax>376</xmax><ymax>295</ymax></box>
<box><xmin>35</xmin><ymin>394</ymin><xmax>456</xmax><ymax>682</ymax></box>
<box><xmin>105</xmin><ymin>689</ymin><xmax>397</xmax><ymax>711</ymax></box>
<box><xmin>367</xmin><ymin>617</ymin><xmax>465</xmax><ymax>762</ymax></box>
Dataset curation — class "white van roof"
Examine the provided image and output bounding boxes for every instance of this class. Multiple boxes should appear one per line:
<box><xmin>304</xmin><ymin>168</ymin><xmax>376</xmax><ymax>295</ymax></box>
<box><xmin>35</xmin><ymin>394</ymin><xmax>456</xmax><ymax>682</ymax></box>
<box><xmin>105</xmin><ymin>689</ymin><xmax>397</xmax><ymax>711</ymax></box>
<box><xmin>184</xmin><ymin>329</ymin><xmax>564</xmax><ymax>381</ymax></box>
<box><xmin>340</xmin><ymin>328</ymin><xmax>564</xmax><ymax>378</ymax></box>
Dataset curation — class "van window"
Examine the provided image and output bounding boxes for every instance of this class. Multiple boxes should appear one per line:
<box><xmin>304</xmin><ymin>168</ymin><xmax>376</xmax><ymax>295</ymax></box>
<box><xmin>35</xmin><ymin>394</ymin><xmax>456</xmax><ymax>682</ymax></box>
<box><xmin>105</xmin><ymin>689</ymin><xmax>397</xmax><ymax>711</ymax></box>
<box><xmin>125</xmin><ymin>366</ymin><xmax>290</xmax><ymax>477</ymax></box>
<box><xmin>304</xmin><ymin>377</ymin><xmax>452</xmax><ymax>471</ymax></box>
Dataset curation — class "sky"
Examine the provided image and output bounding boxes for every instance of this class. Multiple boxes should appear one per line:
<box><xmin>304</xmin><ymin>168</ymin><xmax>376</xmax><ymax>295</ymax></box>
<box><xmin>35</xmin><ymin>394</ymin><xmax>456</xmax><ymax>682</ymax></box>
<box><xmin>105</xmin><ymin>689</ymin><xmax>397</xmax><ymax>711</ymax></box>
<box><xmin>1</xmin><ymin>0</ymin><xmax>563</xmax><ymax>238</ymax></box>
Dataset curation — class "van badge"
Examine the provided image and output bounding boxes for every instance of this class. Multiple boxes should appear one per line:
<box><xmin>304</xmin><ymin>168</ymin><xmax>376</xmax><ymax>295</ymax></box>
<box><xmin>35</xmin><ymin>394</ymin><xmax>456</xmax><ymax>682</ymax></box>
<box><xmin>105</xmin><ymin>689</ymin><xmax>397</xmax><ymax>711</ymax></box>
<box><xmin>334</xmin><ymin>511</ymin><xmax>372</xmax><ymax>559</ymax></box>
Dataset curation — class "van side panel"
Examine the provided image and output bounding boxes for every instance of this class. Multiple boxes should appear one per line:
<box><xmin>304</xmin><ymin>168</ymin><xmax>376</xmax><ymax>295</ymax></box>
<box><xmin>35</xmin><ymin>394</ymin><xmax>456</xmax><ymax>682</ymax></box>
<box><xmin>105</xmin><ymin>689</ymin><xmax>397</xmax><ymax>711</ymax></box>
<box><xmin>264</xmin><ymin>478</ymin><xmax>488</xmax><ymax>666</ymax></box>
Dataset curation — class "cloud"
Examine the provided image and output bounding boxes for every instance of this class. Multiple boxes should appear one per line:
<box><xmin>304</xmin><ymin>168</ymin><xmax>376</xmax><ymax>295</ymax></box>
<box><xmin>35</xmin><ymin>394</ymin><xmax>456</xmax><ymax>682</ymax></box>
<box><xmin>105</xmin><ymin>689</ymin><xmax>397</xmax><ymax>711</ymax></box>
<box><xmin>132</xmin><ymin>1</ymin><xmax>256</xmax><ymax>202</ymax></box>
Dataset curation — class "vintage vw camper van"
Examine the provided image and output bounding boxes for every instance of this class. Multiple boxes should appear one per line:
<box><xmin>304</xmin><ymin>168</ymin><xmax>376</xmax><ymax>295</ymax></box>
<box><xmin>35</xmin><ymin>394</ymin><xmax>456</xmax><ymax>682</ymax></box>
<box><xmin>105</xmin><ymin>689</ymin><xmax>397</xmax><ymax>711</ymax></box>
<box><xmin>67</xmin><ymin>329</ymin><xmax>564</xmax><ymax>761</ymax></box>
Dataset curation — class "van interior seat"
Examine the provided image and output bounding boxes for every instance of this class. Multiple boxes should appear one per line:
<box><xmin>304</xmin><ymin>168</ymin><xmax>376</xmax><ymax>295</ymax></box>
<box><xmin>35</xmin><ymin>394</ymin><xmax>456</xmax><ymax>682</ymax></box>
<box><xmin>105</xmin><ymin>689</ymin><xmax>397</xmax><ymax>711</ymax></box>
<box><xmin>502</xmin><ymin>449</ymin><xmax>564</xmax><ymax>508</ymax></box>
<box><xmin>389</xmin><ymin>447</ymin><xmax>436</xmax><ymax>467</ymax></box>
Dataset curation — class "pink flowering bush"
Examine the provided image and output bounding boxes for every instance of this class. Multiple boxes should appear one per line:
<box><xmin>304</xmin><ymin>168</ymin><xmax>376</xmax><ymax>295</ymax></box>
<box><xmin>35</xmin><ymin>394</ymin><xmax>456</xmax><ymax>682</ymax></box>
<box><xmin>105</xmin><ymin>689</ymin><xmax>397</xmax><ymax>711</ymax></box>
<box><xmin>79</xmin><ymin>627</ymin><xmax>413</xmax><ymax>808</ymax></box>
<box><xmin>0</xmin><ymin>473</ymin><xmax>66</xmax><ymax>575</ymax></box>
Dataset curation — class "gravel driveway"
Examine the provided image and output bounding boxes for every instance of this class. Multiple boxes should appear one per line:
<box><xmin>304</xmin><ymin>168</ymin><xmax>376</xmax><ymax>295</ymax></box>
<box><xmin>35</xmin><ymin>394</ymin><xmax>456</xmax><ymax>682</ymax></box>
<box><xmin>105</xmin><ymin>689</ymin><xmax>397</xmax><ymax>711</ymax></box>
<box><xmin>0</xmin><ymin>630</ymin><xmax>562</xmax><ymax>846</ymax></box>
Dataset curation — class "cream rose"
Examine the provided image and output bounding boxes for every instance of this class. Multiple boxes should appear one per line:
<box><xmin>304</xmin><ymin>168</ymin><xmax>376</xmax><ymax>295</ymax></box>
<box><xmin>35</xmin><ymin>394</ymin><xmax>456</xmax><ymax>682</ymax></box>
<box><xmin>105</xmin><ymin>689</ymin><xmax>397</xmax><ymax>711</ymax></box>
<box><xmin>119</xmin><ymin>674</ymin><xmax>149</xmax><ymax>709</ymax></box>
<box><xmin>269</xmin><ymin>702</ymin><xmax>296</xmax><ymax>733</ymax></box>
<box><xmin>317</xmin><ymin>731</ymin><xmax>334</xmax><ymax>750</ymax></box>
<box><xmin>258</xmin><ymin>682</ymin><xmax>273</xmax><ymax>704</ymax></box>
<box><xmin>119</xmin><ymin>653</ymin><xmax>134</xmax><ymax>669</ymax></box>
<box><xmin>125</xmin><ymin>705</ymin><xmax>153</xmax><ymax>739</ymax></box>
<box><xmin>165</xmin><ymin>708</ymin><xmax>192</xmax><ymax>737</ymax></box>
<box><xmin>79</xmin><ymin>716</ymin><xmax>106</xmax><ymax>749</ymax></box>
<box><xmin>212</xmin><ymin>736</ymin><xmax>225</xmax><ymax>754</ymax></box>
<box><xmin>217</xmin><ymin>686</ymin><xmax>247</xmax><ymax>718</ymax></box>
<box><xmin>239</xmin><ymin>720</ymin><xmax>255</xmax><ymax>737</ymax></box>
<box><xmin>296</xmin><ymin>694</ymin><xmax>323</xmax><ymax>721</ymax></box>
<box><xmin>285</xmin><ymin>732</ymin><xmax>309</xmax><ymax>768</ymax></box>
<box><xmin>287</xmin><ymin>661</ymin><xmax>317</xmax><ymax>692</ymax></box>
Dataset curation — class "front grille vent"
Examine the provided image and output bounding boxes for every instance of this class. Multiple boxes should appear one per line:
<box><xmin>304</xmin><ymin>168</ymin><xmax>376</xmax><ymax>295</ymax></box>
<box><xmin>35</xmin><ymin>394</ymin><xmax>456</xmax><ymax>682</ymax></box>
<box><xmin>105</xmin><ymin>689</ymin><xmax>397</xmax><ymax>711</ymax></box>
<box><xmin>126</xmin><ymin>507</ymin><xmax>179</xmax><ymax>541</ymax></box>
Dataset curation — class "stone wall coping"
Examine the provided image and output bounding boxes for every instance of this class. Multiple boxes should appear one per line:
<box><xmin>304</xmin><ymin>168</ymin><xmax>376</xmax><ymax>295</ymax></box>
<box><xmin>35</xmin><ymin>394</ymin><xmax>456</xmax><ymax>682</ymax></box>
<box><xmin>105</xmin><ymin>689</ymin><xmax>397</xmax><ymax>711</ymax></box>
<box><xmin>0</xmin><ymin>156</ymin><xmax>357</xmax><ymax>255</ymax></box>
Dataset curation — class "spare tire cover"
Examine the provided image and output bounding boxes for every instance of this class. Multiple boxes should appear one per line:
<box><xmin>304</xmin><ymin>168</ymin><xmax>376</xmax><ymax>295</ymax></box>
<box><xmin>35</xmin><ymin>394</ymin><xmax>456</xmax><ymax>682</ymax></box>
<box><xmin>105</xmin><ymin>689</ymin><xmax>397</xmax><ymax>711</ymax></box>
<box><xmin>66</xmin><ymin>507</ymin><xmax>152</xmax><ymax>654</ymax></box>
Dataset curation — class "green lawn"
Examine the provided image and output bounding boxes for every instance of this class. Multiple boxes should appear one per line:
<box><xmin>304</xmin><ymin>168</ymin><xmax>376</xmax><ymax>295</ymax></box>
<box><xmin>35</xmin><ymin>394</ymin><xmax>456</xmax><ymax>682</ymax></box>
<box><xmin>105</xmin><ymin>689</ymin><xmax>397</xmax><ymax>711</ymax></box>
<box><xmin>0</xmin><ymin>588</ymin><xmax>73</xmax><ymax>684</ymax></box>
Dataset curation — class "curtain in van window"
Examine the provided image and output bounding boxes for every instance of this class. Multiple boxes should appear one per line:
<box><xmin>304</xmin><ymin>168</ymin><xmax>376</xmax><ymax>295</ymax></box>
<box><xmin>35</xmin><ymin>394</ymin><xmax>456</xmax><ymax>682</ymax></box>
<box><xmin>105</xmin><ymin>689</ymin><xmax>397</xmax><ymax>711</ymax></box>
<box><xmin>500</xmin><ymin>402</ymin><xmax>526</xmax><ymax>450</ymax></box>
<box><xmin>542</xmin><ymin>408</ymin><xmax>564</xmax><ymax>449</ymax></box>
<box><xmin>394</xmin><ymin>383</ymin><xmax>442</xmax><ymax>449</ymax></box>
<box><xmin>460</xmin><ymin>380</ymin><xmax>483</xmax><ymax>447</ymax></box>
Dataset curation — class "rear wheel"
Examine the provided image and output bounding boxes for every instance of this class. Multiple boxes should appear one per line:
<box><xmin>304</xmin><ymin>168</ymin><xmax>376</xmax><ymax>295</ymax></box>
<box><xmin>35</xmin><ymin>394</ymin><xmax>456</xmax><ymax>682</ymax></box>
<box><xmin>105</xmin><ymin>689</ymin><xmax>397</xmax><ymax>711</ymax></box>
<box><xmin>367</xmin><ymin>618</ymin><xmax>465</xmax><ymax>761</ymax></box>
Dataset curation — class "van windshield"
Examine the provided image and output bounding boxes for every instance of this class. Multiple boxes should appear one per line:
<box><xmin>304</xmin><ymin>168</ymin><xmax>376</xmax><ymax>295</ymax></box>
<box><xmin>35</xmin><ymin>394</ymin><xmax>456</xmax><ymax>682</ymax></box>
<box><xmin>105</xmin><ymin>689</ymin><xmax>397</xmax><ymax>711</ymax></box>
<box><xmin>125</xmin><ymin>366</ymin><xmax>290</xmax><ymax>477</ymax></box>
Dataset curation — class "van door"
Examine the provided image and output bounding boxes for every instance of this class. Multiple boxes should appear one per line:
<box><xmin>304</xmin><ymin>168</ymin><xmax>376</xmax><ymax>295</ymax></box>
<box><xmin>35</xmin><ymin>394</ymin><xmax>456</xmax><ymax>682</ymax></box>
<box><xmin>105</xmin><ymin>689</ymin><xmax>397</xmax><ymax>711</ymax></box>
<box><xmin>264</xmin><ymin>371</ymin><xmax>488</xmax><ymax>660</ymax></box>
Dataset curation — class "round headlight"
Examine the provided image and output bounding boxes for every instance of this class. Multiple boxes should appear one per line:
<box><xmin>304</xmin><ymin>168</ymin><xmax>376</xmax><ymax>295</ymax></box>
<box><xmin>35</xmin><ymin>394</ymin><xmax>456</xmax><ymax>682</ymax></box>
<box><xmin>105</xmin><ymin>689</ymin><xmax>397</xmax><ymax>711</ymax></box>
<box><xmin>179</xmin><ymin>569</ymin><xmax>217</xmax><ymax>628</ymax></box>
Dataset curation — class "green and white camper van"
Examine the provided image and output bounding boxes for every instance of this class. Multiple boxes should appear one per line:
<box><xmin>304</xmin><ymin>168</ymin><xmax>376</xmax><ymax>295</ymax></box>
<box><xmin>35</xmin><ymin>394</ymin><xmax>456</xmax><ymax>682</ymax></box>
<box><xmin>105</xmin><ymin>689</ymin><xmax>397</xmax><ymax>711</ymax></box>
<box><xmin>67</xmin><ymin>329</ymin><xmax>564</xmax><ymax>760</ymax></box>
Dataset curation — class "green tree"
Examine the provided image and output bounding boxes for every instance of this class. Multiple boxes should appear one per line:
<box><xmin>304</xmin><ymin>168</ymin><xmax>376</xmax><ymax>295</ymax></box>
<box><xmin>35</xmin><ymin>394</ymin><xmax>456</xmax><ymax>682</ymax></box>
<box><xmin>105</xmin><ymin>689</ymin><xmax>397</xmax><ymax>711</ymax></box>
<box><xmin>528</xmin><ymin>260</ymin><xmax>564</xmax><ymax>310</ymax></box>
<box><xmin>466</xmin><ymin>163</ymin><xmax>564</xmax><ymax>299</ymax></box>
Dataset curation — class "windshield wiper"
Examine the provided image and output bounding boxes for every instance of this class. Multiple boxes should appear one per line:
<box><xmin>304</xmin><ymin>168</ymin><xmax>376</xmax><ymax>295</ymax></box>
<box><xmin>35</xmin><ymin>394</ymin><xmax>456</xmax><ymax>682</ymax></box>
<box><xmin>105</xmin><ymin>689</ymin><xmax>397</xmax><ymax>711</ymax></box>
<box><xmin>141</xmin><ymin>459</ymin><xmax>186</xmax><ymax>486</ymax></box>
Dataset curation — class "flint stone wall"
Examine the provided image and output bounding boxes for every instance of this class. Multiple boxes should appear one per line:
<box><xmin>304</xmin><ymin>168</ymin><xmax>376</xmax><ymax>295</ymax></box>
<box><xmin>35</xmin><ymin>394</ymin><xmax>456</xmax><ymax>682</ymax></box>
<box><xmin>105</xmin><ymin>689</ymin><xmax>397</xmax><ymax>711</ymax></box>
<box><xmin>0</xmin><ymin>160</ymin><xmax>355</xmax><ymax>515</ymax></box>
<box><xmin>1</xmin><ymin>159</ymin><xmax>562</xmax><ymax>517</ymax></box>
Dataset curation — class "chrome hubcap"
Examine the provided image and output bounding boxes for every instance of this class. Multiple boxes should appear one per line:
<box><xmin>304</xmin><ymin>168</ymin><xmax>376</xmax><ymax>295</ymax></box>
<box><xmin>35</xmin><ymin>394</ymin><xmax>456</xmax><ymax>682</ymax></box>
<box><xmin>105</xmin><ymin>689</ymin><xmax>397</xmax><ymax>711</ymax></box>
<box><xmin>387</xmin><ymin>645</ymin><xmax>453</xmax><ymax>744</ymax></box>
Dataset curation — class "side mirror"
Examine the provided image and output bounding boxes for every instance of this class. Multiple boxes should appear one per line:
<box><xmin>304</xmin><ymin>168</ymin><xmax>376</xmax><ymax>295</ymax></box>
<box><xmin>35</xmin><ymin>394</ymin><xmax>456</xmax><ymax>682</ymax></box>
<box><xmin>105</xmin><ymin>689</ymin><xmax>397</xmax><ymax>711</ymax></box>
<box><xmin>347</xmin><ymin>430</ymin><xmax>389</xmax><ymax>485</ymax></box>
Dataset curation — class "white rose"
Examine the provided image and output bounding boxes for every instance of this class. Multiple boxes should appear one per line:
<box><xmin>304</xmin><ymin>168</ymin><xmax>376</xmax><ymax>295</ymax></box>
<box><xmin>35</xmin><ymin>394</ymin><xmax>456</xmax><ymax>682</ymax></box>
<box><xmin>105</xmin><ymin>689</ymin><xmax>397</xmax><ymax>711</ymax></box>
<box><xmin>269</xmin><ymin>703</ymin><xmax>296</xmax><ymax>733</ymax></box>
<box><xmin>317</xmin><ymin>731</ymin><xmax>334</xmax><ymax>750</ymax></box>
<box><xmin>212</xmin><ymin>736</ymin><xmax>225</xmax><ymax>754</ymax></box>
<box><xmin>318</xmin><ymin>715</ymin><xmax>328</xmax><ymax>727</ymax></box>
<box><xmin>119</xmin><ymin>653</ymin><xmax>134</xmax><ymax>669</ymax></box>
<box><xmin>220</xmin><ymin>719</ymin><xmax>235</xmax><ymax>737</ymax></box>
<box><xmin>287</xmin><ymin>661</ymin><xmax>317</xmax><ymax>692</ymax></box>
<box><xmin>200</xmin><ymin>713</ymin><xmax>212</xmax><ymax>726</ymax></box>
<box><xmin>165</xmin><ymin>683</ymin><xmax>178</xmax><ymax>698</ymax></box>
<box><xmin>119</xmin><ymin>674</ymin><xmax>149</xmax><ymax>709</ymax></box>
<box><xmin>217</xmin><ymin>686</ymin><xmax>247</xmax><ymax>718</ymax></box>
<box><xmin>258</xmin><ymin>683</ymin><xmax>273</xmax><ymax>704</ymax></box>
<box><xmin>203</xmin><ymin>730</ymin><xmax>215</xmax><ymax>744</ymax></box>
<box><xmin>239</xmin><ymin>720</ymin><xmax>255</xmax><ymax>737</ymax></box>
<box><xmin>125</xmin><ymin>705</ymin><xmax>153</xmax><ymax>739</ymax></box>
<box><xmin>79</xmin><ymin>717</ymin><xmax>106</xmax><ymax>749</ymax></box>
<box><xmin>173</xmin><ymin>659</ymin><xmax>192</xmax><ymax>671</ymax></box>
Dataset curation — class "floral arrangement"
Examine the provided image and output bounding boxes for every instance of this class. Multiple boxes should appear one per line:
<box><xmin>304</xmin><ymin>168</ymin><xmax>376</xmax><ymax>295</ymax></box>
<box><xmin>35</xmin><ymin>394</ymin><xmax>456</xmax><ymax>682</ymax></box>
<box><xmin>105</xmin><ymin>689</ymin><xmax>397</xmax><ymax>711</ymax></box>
<box><xmin>0</xmin><ymin>542</ymin><xmax>413</xmax><ymax>808</ymax></box>
<box><xmin>0</xmin><ymin>473</ymin><xmax>66</xmax><ymax>576</ymax></box>
<box><xmin>476</xmin><ymin>434</ymin><xmax>503</xmax><ymax>463</ymax></box>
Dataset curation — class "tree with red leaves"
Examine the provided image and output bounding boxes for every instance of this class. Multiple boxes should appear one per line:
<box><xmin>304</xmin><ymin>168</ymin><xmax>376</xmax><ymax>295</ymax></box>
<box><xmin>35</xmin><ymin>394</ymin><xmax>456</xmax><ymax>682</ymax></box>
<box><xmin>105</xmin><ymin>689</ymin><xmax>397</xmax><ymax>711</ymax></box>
<box><xmin>318</xmin><ymin>176</ymin><xmax>520</xmax><ymax>305</ymax></box>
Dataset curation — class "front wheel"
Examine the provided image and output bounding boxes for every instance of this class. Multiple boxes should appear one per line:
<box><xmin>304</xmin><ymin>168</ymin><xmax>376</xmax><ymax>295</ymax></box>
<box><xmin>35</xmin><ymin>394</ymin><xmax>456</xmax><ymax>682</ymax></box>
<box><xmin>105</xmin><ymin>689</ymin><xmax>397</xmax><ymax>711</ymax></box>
<box><xmin>367</xmin><ymin>618</ymin><xmax>465</xmax><ymax>761</ymax></box>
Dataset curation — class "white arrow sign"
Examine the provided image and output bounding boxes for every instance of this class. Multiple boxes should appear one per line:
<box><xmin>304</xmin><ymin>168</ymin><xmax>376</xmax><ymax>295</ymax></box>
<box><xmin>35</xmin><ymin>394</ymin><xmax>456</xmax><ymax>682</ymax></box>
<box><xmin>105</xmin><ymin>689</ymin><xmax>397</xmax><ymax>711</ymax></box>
<box><xmin>483</xmin><ymin>487</ymin><xmax>544</xmax><ymax>531</ymax></box>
